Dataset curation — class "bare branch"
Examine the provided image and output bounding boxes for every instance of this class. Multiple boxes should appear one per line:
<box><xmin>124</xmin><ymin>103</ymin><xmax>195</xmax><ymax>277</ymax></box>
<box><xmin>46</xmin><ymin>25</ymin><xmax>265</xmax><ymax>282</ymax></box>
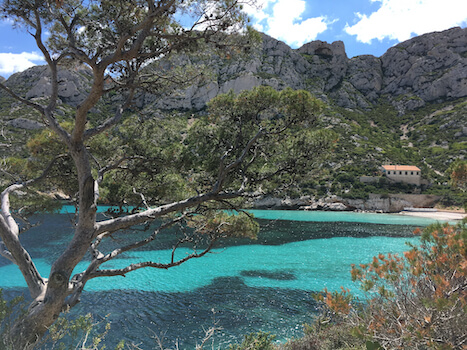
<box><xmin>0</xmin><ymin>154</ymin><xmax>70</xmax><ymax>298</ymax></box>
<box><xmin>31</xmin><ymin>6</ymin><xmax>62</xmax><ymax>117</ymax></box>
<box><xmin>66</xmin><ymin>216</ymin><xmax>197</xmax><ymax>307</ymax></box>
<box><xmin>133</xmin><ymin>188</ymin><xmax>150</xmax><ymax>210</ymax></box>
<box><xmin>213</xmin><ymin>128</ymin><xmax>264</xmax><ymax>193</ymax></box>
<box><xmin>98</xmin><ymin>216</ymin><xmax>184</xmax><ymax>267</ymax></box>
<box><xmin>0</xmin><ymin>240</ymin><xmax>15</xmax><ymax>264</ymax></box>
<box><xmin>94</xmin><ymin>191</ymin><xmax>240</xmax><ymax>237</ymax></box>
<box><xmin>0</xmin><ymin>213</ymin><xmax>46</xmax><ymax>298</ymax></box>
<box><xmin>196</xmin><ymin>323</ymin><xmax>223</xmax><ymax>350</ymax></box>
<box><xmin>88</xmin><ymin>242</ymin><xmax>214</xmax><ymax>279</ymax></box>
<box><xmin>0</xmin><ymin>83</ymin><xmax>45</xmax><ymax>115</ymax></box>
<box><xmin>1</xmin><ymin>184</ymin><xmax>23</xmax><ymax>236</ymax></box>
<box><xmin>2</xmin><ymin>153</ymin><xmax>69</xmax><ymax>205</ymax></box>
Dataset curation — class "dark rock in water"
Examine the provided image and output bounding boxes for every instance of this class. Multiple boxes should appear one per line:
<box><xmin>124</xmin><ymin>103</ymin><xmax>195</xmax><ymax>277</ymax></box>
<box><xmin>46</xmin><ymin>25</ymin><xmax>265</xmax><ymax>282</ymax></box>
<box><xmin>240</xmin><ymin>269</ymin><xmax>297</xmax><ymax>281</ymax></box>
<box><xmin>59</xmin><ymin>278</ymin><xmax>320</xmax><ymax>349</ymax></box>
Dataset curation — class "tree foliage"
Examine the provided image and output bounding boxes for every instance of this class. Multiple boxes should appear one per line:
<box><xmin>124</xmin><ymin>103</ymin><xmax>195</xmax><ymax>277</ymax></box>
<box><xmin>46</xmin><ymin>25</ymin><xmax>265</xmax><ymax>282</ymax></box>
<box><xmin>0</xmin><ymin>1</ymin><xmax>332</xmax><ymax>348</ymax></box>
<box><xmin>448</xmin><ymin>160</ymin><xmax>467</xmax><ymax>193</ymax></box>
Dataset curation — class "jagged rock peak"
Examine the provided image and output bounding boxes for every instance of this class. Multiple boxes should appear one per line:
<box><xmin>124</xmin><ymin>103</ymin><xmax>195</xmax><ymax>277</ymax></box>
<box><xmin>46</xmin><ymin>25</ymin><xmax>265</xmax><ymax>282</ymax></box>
<box><xmin>297</xmin><ymin>40</ymin><xmax>347</xmax><ymax>59</ymax></box>
<box><xmin>4</xmin><ymin>63</ymin><xmax>93</xmax><ymax>107</ymax></box>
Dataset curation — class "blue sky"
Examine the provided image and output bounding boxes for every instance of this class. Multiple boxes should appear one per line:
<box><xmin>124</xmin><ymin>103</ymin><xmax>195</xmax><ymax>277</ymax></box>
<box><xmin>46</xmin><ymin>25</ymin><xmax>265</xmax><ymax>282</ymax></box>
<box><xmin>1</xmin><ymin>0</ymin><xmax>467</xmax><ymax>78</ymax></box>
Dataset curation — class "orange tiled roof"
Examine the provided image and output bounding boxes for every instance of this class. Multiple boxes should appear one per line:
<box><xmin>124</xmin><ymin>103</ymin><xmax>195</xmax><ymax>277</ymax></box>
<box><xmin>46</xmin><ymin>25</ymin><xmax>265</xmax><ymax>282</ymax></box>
<box><xmin>382</xmin><ymin>165</ymin><xmax>421</xmax><ymax>171</ymax></box>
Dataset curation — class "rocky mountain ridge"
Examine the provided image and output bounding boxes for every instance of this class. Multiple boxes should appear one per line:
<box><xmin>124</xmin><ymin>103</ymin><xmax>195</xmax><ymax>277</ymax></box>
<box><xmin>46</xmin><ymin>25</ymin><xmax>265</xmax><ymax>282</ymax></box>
<box><xmin>135</xmin><ymin>26</ymin><xmax>467</xmax><ymax>114</ymax></box>
<box><xmin>3</xmin><ymin>27</ymin><xmax>466</xmax><ymax>114</ymax></box>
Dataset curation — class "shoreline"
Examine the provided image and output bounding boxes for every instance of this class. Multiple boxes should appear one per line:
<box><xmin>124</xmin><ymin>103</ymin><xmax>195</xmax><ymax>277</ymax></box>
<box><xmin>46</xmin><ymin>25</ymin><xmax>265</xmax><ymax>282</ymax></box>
<box><xmin>397</xmin><ymin>209</ymin><xmax>466</xmax><ymax>221</ymax></box>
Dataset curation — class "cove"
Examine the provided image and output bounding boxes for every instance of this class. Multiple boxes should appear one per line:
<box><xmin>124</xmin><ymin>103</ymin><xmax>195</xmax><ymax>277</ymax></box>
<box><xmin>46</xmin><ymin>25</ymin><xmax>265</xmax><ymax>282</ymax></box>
<box><xmin>0</xmin><ymin>211</ymin><xmax>439</xmax><ymax>349</ymax></box>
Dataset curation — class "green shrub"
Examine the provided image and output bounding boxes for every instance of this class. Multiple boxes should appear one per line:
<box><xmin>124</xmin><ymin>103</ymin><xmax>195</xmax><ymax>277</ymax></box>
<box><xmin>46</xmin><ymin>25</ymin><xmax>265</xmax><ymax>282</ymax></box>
<box><xmin>227</xmin><ymin>331</ymin><xmax>276</xmax><ymax>350</ymax></box>
<box><xmin>279</xmin><ymin>318</ymin><xmax>365</xmax><ymax>350</ymax></box>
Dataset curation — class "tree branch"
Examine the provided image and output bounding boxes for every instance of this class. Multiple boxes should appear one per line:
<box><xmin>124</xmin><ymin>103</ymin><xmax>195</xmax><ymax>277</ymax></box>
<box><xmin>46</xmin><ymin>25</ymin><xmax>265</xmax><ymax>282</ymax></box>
<box><xmin>32</xmin><ymin>6</ymin><xmax>60</xmax><ymax>114</ymax></box>
<box><xmin>83</xmin><ymin>88</ymin><xmax>136</xmax><ymax>140</ymax></box>
<box><xmin>0</xmin><ymin>240</ymin><xmax>15</xmax><ymax>263</ymax></box>
<box><xmin>67</xmin><ymin>215</ymin><xmax>189</xmax><ymax>306</ymax></box>
<box><xmin>0</xmin><ymin>83</ymin><xmax>45</xmax><ymax>115</ymax></box>
<box><xmin>0</xmin><ymin>213</ymin><xmax>46</xmax><ymax>299</ymax></box>
<box><xmin>0</xmin><ymin>153</ymin><xmax>70</xmax><ymax>298</ymax></box>
<box><xmin>89</xmin><ymin>242</ymin><xmax>214</xmax><ymax>279</ymax></box>
<box><xmin>213</xmin><ymin>128</ymin><xmax>264</xmax><ymax>193</ymax></box>
<box><xmin>98</xmin><ymin>1</ymin><xmax>167</xmax><ymax>68</ymax></box>
<box><xmin>94</xmin><ymin>191</ymin><xmax>240</xmax><ymax>237</ymax></box>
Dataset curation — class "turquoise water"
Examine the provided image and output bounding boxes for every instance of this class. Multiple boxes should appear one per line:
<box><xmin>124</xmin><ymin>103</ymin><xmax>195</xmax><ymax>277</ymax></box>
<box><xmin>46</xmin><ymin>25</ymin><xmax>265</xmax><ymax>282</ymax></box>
<box><xmin>60</xmin><ymin>205</ymin><xmax>451</xmax><ymax>226</ymax></box>
<box><xmin>0</xmin><ymin>211</ymin><xmax>435</xmax><ymax>348</ymax></box>
<box><xmin>0</xmin><ymin>236</ymin><xmax>419</xmax><ymax>293</ymax></box>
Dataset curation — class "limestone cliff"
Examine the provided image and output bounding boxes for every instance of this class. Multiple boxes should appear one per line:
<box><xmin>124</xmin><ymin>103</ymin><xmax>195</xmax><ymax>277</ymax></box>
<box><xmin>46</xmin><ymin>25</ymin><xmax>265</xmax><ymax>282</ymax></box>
<box><xmin>2</xmin><ymin>27</ymin><xmax>466</xmax><ymax>114</ymax></box>
<box><xmin>137</xmin><ymin>27</ymin><xmax>467</xmax><ymax>113</ymax></box>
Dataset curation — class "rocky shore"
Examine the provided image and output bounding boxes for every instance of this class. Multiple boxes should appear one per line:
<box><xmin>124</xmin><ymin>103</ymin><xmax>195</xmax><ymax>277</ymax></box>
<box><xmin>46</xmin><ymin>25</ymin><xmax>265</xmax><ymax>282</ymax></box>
<box><xmin>252</xmin><ymin>194</ymin><xmax>466</xmax><ymax>221</ymax></box>
<box><xmin>252</xmin><ymin>193</ymin><xmax>463</xmax><ymax>214</ymax></box>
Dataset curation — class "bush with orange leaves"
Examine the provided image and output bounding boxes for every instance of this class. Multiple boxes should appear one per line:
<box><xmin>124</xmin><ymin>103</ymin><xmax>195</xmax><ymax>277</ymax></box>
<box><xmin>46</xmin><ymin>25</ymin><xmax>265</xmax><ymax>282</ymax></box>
<box><xmin>320</xmin><ymin>221</ymin><xmax>467</xmax><ymax>350</ymax></box>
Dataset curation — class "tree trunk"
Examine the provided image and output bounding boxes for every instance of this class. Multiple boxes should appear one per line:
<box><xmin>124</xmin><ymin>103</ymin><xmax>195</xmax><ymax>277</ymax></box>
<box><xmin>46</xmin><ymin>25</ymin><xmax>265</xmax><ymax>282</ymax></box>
<box><xmin>8</xmin><ymin>294</ymin><xmax>64</xmax><ymax>349</ymax></box>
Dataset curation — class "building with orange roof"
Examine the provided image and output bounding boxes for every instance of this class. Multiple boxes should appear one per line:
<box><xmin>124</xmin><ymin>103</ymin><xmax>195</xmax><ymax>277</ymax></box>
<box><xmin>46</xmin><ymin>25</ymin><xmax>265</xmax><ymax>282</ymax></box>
<box><xmin>381</xmin><ymin>165</ymin><xmax>422</xmax><ymax>186</ymax></box>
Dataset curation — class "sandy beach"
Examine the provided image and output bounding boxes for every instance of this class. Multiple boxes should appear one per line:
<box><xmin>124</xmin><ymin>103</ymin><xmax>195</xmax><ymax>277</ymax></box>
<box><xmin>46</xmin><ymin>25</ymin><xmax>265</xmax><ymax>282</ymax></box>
<box><xmin>399</xmin><ymin>210</ymin><xmax>466</xmax><ymax>221</ymax></box>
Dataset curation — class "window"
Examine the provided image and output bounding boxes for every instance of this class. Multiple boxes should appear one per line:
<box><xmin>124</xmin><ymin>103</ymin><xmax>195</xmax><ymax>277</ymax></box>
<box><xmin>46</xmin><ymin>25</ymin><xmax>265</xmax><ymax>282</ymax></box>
<box><xmin>405</xmin><ymin>171</ymin><xmax>408</xmax><ymax>175</ymax></box>
<box><xmin>411</xmin><ymin>172</ymin><xmax>413</xmax><ymax>175</ymax></box>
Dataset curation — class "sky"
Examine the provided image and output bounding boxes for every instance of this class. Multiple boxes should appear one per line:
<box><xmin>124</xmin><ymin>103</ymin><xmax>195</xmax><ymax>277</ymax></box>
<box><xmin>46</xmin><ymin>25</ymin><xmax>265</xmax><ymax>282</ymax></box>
<box><xmin>0</xmin><ymin>0</ymin><xmax>467</xmax><ymax>78</ymax></box>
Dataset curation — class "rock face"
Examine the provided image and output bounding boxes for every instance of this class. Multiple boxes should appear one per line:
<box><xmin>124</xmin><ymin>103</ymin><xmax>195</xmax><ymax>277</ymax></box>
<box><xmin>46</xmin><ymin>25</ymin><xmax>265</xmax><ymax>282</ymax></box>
<box><xmin>381</xmin><ymin>27</ymin><xmax>467</xmax><ymax>112</ymax></box>
<box><xmin>343</xmin><ymin>194</ymin><xmax>441</xmax><ymax>213</ymax></box>
<box><xmin>137</xmin><ymin>27</ymin><xmax>467</xmax><ymax>113</ymax></box>
<box><xmin>4</xmin><ymin>64</ymin><xmax>92</xmax><ymax>107</ymax></box>
<box><xmin>2</xmin><ymin>27</ymin><xmax>466</xmax><ymax>115</ymax></box>
<box><xmin>252</xmin><ymin>194</ymin><xmax>441</xmax><ymax>212</ymax></box>
<box><xmin>7</xmin><ymin>118</ymin><xmax>44</xmax><ymax>130</ymax></box>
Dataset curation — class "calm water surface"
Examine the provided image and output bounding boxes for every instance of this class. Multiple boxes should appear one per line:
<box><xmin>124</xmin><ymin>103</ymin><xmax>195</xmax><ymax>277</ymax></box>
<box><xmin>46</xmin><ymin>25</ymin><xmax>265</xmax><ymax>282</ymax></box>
<box><xmin>0</xmin><ymin>210</ymin><xmax>440</xmax><ymax>348</ymax></box>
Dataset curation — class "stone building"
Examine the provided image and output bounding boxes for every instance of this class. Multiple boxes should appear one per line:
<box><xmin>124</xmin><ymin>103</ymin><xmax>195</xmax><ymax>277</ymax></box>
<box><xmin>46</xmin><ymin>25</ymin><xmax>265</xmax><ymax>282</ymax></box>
<box><xmin>381</xmin><ymin>165</ymin><xmax>421</xmax><ymax>186</ymax></box>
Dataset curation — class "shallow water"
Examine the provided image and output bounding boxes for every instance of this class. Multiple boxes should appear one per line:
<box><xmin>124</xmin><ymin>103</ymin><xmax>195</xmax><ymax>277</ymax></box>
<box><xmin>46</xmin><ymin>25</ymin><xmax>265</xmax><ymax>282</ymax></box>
<box><xmin>0</xmin><ymin>211</ymin><xmax>435</xmax><ymax>349</ymax></box>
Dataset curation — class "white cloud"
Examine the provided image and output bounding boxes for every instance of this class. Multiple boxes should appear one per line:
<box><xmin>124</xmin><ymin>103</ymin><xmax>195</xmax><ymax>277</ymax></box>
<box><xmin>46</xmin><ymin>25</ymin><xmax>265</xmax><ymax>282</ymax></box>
<box><xmin>244</xmin><ymin>0</ymin><xmax>331</xmax><ymax>48</ymax></box>
<box><xmin>0</xmin><ymin>18</ymin><xmax>14</xmax><ymax>26</ymax></box>
<box><xmin>0</xmin><ymin>52</ymin><xmax>45</xmax><ymax>77</ymax></box>
<box><xmin>345</xmin><ymin>0</ymin><xmax>467</xmax><ymax>44</ymax></box>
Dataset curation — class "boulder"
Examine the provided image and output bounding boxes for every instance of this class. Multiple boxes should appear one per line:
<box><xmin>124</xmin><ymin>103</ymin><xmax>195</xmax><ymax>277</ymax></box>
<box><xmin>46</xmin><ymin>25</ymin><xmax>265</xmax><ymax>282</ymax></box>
<box><xmin>7</xmin><ymin>118</ymin><xmax>44</xmax><ymax>130</ymax></box>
